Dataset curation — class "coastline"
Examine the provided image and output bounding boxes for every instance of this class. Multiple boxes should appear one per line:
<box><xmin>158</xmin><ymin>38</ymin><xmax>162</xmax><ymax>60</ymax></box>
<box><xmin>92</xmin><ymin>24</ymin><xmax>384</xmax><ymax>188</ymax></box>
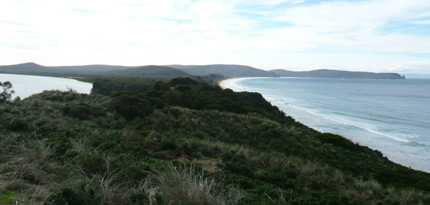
<box><xmin>218</xmin><ymin>79</ymin><xmax>230</xmax><ymax>89</ymax></box>
<box><xmin>218</xmin><ymin>77</ymin><xmax>245</xmax><ymax>89</ymax></box>
<box><xmin>220</xmin><ymin>77</ymin><xmax>430</xmax><ymax>173</ymax></box>
<box><xmin>218</xmin><ymin>77</ymin><xmax>271</xmax><ymax>90</ymax></box>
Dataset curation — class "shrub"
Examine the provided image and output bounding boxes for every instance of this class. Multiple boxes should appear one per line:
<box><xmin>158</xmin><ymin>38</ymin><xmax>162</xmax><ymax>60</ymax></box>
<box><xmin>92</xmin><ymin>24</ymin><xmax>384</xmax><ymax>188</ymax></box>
<box><xmin>110</xmin><ymin>94</ymin><xmax>154</xmax><ymax>120</ymax></box>
<box><xmin>75</xmin><ymin>151</ymin><xmax>107</xmax><ymax>175</ymax></box>
<box><xmin>62</xmin><ymin>103</ymin><xmax>105</xmax><ymax>120</ymax></box>
<box><xmin>45</xmin><ymin>186</ymin><xmax>99</xmax><ymax>205</ymax></box>
<box><xmin>7</xmin><ymin>118</ymin><xmax>28</xmax><ymax>131</ymax></box>
<box><xmin>168</xmin><ymin>77</ymin><xmax>199</xmax><ymax>86</ymax></box>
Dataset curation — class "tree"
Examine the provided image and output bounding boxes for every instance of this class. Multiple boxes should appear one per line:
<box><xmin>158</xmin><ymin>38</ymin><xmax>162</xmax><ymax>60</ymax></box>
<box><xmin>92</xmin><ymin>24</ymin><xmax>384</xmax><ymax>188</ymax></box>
<box><xmin>0</xmin><ymin>81</ymin><xmax>15</xmax><ymax>103</ymax></box>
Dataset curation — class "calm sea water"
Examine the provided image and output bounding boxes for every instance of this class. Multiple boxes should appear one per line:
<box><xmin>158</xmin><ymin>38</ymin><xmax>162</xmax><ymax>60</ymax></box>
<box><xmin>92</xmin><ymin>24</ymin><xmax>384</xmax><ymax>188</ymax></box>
<box><xmin>224</xmin><ymin>77</ymin><xmax>430</xmax><ymax>172</ymax></box>
<box><xmin>0</xmin><ymin>74</ymin><xmax>92</xmax><ymax>99</ymax></box>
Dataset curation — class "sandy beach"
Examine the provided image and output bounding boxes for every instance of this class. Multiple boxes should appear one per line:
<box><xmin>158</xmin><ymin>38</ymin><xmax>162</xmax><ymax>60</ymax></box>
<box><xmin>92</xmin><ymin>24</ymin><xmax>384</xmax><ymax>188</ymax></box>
<box><xmin>218</xmin><ymin>79</ymin><xmax>228</xmax><ymax>89</ymax></box>
<box><xmin>218</xmin><ymin>77</ymin><xmax>264</xmax><ymax>90</ymax></box>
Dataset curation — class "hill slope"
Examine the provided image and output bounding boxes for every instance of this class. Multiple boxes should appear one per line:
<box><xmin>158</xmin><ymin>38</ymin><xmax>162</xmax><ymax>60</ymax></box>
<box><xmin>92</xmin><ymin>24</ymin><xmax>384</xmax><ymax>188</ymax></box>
<box><xmin>0</xmin><ymin>63</ymin><xmax>189</xmax><ymax>78</ymax></box>
<box><xmin>271</xmin><ymin>69</ymin><xmax>405</xmax><ymax>79</ymax></box>
<box><xmin>1</xmin><ymin>77</ymin><xmax>429</xmax><ymax>204</ymax></box>
<box><xmin>169</xmin><ymin>64</ymin><xmax>279</xmax><ymax>78</ymax></box>
<box><xmin>0</xmin><ymin>62</ymin><xmax>54</xmax><ymax>74</ymax></box>
<box><xmin>0</xmin><ymin>62</ymin><xmax>119</xmax><ymax>76</ymax></box>
<box><xmin>52</xmin><ymin>65</ymin><xmax>129</xmax><ymax>72</ymax></box>
<box><xmin>105</xmin><ymin>65</ymin><xmax>190</xmax><ymax>77</ymax></box>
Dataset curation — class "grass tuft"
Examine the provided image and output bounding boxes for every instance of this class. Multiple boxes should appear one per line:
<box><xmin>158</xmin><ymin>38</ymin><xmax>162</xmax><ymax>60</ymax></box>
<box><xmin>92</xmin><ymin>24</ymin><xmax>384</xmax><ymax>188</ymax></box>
<box><xmin>156</xmin><ymin>163</ymin><xmax>245</xmax><ymax>205</ymax></box>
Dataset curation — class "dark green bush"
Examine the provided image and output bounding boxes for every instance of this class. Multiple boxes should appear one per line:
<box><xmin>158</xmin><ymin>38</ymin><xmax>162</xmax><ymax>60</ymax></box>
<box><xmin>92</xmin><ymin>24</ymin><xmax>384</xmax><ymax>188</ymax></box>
<box><xmin>75</xmin><ymin>151</ymin><xmax>106</xmax><ymax>175</ymax></box>
<box><xmin>168</xmin><ymin>77</ymin><xmax>199</xmax><ymax>86</ymax></box>
<box><xmin>45</xmin><ymin>186</ymin><xmax>99</xmax><ymax>205</ymax></box>
<box><xmin>110</xmin><ymin>94</ymin><xmax>154</xmax><ymax>120</ymax></box>
<box><xmin>91</xmin><ymin>77</ymin><xmax>158</xmax><ymax>96</ymax></box>
<box><xmin>62</xmin><ymin>103</ymin><xmax>105</xmax><ymax>120</ymax></box>
<box><xmin>8</xmin><ymin>118</ymin><xmax>28</xmax><ymax>131</ymax></box>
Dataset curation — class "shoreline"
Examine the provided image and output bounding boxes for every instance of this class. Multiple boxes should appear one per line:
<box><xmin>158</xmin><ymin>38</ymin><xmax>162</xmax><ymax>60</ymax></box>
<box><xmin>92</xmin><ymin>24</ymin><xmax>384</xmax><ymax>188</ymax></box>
<box><xmin>218</xmin><ymin>79</ymin><xmax>229</xmax><ymax>89</ymax></box>
<box><xmin>220</xmin><ymin>77</ymin><xmax>429</xmax><ymax>173</ymax></box>
<box><xmin>218</xmin><ymin>77</ymin><xmax>271</xmax><ymax>90</ymax></box>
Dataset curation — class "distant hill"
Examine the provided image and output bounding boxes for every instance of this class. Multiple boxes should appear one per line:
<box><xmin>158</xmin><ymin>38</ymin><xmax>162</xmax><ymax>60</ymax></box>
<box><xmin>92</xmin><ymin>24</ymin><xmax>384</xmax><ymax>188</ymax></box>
<box><xmin>0</xmin><ymin>63</ymin><xmax>188</xmax><ymax>78</ymax></box>
<box><xmin>1</xmin><ymin>63</ymin><xmax>406</xmax><ymax>79</ymax></box>
<box><xmin>0</xmin><ymin>62</ymin><xmax>53</xmax><ymax>74</ymax></box>
<box><xmin>168</xmin><ymin>64</ymin><xmax>279</xmax><ymax>78</ymax></box>
<box><xmin>271</xmin><ymin>69</ymin><xmax>405</xmax><ymax>79</ymax></box>
<box><xmin>0</xmin><ymin>62</ymin><xmax>114</xmax><ymax>76</ymax></box>
<box><xmin>105</xmin><ymin>65</ymin><xmax>190</xmax><ymax>77</ymax></box>
<box><xmin>53</xmin><ymin>65</ymin><xmax>129</xmax><ymax>72</ymax></box>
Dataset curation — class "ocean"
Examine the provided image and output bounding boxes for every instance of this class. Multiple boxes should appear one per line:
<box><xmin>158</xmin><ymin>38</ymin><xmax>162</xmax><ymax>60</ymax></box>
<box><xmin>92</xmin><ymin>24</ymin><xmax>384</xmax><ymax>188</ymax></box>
<box><xmin>223</xmin><ymin>77</ymin><xmax>430</xmax><ymax>172</ymax></box>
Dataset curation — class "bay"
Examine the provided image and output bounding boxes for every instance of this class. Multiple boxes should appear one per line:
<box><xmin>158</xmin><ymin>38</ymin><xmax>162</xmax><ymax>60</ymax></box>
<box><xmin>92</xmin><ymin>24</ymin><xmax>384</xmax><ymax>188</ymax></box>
<box><xmin>0</xmin><ymin>74</ymin><xmax>92</xmax><ymax>99</ymax></box>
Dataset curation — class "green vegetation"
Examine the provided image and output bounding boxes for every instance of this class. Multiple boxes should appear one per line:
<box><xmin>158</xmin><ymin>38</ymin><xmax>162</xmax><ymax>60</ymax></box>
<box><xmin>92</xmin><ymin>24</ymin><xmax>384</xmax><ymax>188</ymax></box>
<box><xmin>89</xmin><ymin>74</ymin><xmax>224</xmax><ymax>96</ymax></box>
<box><xmin>1</xmin><ymin>77</ymin><xmax>429</xmax><ymax>204</ymax></box>
<box><xmin>90</xmin><ymin>76</ymin><xmax>160</xmax><ymax>96</ymax></box>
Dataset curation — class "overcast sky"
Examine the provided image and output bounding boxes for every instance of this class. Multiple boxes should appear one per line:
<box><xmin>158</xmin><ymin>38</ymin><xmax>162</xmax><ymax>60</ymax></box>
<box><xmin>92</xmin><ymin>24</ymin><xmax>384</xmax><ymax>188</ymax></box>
<box><xmin>1</xmin><ymin>0</ymin><xmax>429</xmax><ymax>73</ymax></box>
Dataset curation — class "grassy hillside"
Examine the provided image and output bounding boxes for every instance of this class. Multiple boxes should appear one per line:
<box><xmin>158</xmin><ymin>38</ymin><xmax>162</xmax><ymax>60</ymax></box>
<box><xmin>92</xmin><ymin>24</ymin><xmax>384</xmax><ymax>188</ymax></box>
<box><xmin>0</xmin><ymin>77</ymin><xmax>429</xmax><ymax>204</ymax></box>
<box><xmin>271</xmin><ymin>69</ymin><xmax>405</xmax><ymax>79</ymax></box>
<box><xmin>169</xmin><ymin>64</ymin><xmax>279</xmax><ymax>78</ymax></box>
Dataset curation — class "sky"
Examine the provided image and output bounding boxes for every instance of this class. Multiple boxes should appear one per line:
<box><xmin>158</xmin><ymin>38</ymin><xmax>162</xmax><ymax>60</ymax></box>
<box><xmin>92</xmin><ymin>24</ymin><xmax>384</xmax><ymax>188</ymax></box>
<box><xmin>0</xmin><ymin>0</ymin><xmax>430</xmax><ymax>73</ymax></box>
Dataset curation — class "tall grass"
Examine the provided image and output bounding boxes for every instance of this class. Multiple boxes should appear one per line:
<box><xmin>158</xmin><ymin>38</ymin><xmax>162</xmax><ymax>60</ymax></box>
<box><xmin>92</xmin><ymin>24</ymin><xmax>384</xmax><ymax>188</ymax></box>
<box><xmin>85</xmin><ymin>171</ymin><xmax>130</xmax><ymax>204</ymax></box>
<box><xmin>155</xmin><ymin>163</ymin><xmax>245</xmax><ymax>205</ymax></box>
<box><xmin>0</xmin><ymin>140</ymin><xmax>60</xmax><ymax>203</ymax></box>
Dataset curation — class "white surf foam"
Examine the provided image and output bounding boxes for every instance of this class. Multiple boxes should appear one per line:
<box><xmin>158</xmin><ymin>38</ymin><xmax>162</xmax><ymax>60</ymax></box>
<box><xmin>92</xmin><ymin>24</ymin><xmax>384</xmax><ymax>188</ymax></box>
<box><xmin>284</xmin><ymin>102</ymin><xmax>411</xmax><ymax>143</ymax></box>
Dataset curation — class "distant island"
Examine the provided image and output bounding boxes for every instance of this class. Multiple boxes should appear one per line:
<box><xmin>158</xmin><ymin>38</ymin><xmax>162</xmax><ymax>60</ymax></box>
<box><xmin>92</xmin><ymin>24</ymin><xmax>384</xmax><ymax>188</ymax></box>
<box><xmin>0</xmin><ymin>62</ymin><xmax>405</xmax><ymax>79</ymax></box>
<box><xmin>270</xmin><ymin>69</ymin><xmax>405</xmax><ymax>79</ymax></box>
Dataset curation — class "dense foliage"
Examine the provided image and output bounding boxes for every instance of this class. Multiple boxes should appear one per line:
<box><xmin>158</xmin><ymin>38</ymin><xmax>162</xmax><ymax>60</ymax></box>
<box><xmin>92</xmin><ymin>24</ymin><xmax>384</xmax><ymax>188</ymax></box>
<box><xmin>1</xmin><ymin>77</ymin><xmax>430</xmax><ymax>204</ymax></box>
<box><xmin>90</xmin><ymin>76</ymin><xmax>160</xmax><ymax>96</ymax></box>
<box><xmin>89</xmin><ymin>74</ymin><xmax>224</xmax><ymax>96</ymax></box>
